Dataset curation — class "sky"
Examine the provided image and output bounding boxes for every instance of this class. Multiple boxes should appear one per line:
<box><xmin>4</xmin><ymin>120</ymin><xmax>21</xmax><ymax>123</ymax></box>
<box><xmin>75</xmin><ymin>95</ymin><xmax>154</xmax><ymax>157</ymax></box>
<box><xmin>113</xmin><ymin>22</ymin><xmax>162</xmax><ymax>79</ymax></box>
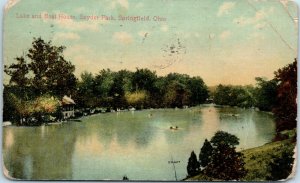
<box><xmin>3</xmin><ymin>0</ymin><xmax>298</xmax><ymax>86</ymax></box>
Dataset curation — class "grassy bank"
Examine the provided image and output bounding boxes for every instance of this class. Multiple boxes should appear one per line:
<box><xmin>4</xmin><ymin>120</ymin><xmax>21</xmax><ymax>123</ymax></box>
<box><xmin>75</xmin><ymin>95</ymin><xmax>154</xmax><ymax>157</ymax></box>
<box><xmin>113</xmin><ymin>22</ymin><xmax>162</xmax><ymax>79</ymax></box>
<box><xmin>185</xmin><ymin>129</ymin><xmax>296</xmax><ymax>181</ymax></box>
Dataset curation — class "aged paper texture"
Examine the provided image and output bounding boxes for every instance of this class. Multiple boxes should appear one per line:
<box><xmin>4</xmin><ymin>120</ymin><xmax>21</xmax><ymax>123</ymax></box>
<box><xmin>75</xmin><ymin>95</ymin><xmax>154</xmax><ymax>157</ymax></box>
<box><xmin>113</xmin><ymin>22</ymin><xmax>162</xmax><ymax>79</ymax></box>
<box><xmin>2</xmin><ymin>0</ymin><xmax>298</xmax><ymax>181</ymax></box>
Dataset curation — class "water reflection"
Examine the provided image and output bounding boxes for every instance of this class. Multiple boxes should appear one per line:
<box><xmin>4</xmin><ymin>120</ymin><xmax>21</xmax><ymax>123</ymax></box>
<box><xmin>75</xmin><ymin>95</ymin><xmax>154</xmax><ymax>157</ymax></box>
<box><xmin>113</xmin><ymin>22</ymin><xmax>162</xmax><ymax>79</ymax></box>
<box><xmin>199</xmin><ymin>105</ymin><xmax>221</xmax><ymax>139</ymax></box>
<box><xmin>3</xmin><ymin>126</ymin><xmax>77</xmax><ymax>180</ymax></box>
<box><xmin>3</xmin><ymin>106</ymin><xmax>275</xmax><ymax>180</ymax></box>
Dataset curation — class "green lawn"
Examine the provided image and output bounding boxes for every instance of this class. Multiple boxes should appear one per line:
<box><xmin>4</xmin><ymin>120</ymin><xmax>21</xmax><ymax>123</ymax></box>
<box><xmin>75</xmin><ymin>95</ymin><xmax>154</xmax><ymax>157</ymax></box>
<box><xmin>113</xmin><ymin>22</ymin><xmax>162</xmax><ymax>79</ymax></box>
<box><xmin>242</xmin><ymin>137</ymin><xmax>295</xmax><ymax>180</ymax></box>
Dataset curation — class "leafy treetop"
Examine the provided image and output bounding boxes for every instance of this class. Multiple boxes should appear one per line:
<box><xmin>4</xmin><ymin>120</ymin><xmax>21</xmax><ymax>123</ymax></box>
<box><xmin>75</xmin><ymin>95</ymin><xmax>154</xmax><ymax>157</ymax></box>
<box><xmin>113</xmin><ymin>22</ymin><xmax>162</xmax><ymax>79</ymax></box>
<box><xmin>210</xmin><ymin>131</ymin><xmax>240</xmax><ymax>148</ymax></box>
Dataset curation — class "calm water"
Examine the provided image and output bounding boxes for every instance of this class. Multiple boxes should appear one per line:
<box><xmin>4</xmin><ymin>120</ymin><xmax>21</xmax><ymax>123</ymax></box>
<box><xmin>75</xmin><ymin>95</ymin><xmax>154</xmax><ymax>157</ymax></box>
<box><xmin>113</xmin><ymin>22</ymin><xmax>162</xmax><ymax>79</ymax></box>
<box><xmin>3</xmin><ymin>105</ymin><xmax>275</xmax><ymax>180</ymax></box>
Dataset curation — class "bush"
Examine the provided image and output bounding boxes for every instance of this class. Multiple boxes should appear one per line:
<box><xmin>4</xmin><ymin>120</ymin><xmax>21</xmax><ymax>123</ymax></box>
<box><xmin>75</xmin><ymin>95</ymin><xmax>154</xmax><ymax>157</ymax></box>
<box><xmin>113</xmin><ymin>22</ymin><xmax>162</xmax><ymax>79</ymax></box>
<box><xmin>267</xmin><ymin>150</ymin><xmax>294</xmax><ymax>180</ymax></box>
<box><xmin>199</xmin><ymin>139</ymin><xmax>213</xmax><ymax>168</ymax></box>
<box><xmin>210</xmin><ymin>131</ymin><xmax>239</xmax><ymax>147</ymax></box>
<box><xmin>187</xmin><ymin>151</ymin><xmax>200</xmax><ymax>177</ymax></box>
<box><xmin>125</xmin><ymin>90</ymin><xmax>149</xmax><ymax>109</ymax></box>
<box><xmin>197</xmin><ymin>131</ymin><xmax>247</xmax><ymax>180</ymax></box>
<box><xmin>204</xmin><ymin>144</ymin><xmax>247</xmax><ymax>180</ymax></box>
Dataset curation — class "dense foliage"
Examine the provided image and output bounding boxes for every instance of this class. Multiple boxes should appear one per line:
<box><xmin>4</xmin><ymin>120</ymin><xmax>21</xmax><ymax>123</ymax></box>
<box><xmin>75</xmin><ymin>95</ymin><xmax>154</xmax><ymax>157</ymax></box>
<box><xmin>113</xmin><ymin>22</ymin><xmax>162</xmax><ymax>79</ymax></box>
<box><xmin>3</xmin><ymin>37</ymin><xmax>297</xmax><ymax>132</ymax></box>
<box><xmin>187</xmin><ymin>131</ymin><xmax>247</xmax><ymax>180</ymax></box>
<box><xmin>4</xmin><ymin>38</ymin><xmax>209</xmax><ymax>125</ymax></box>
<box><xmin>187</xmin><ymin>151</ymin><xmax>200</xmax><ymax>177</ymax></box>
<box><xmin>273</xmin><ymin>59</ymin><xmax>297</xmax><ymax>131</ymax></box>
<box><xmin>267</xmin><ymin>149</ymin><xmax>294</xmax><ymax>180</ymax></box>
<box><xmin>212</xmin><ymin>59</ymin><xmax>297</xmax><ymax>133</ymax></box>
<box><xmin>5</xmin><ymin>37</ymin><xmax>77</xmax><ymax>97</ymax></box>
<box><xmin>213</xmin><ymin>85</ymin><xmax>256</xmax><ymax>108</ymax></box>
<box><xmin>199</xmin><ymin>139</ymin><xmax>213</xmax><ymax>168</ymax></box>
<box><xmin>210</xmin><ymin>131</ymin><xmax>239</xmax><ymax>147</ymax></box>
<box><xmin>254</xmin><ymin>77</ymin><xmax>277</xmax><ymax>111</ymax></box>
<box><xmin>74</xmin><ymin>69</ymin><xmax>209</xmax><ymax>109</ymax></box>
<box><xmin>203</xmin><ymin>131</ymin><xmax>247</xmax><ymax>180</ymax></box>
<box><xmin>4</xmin><ymin>38</ymin><xmax>76</xmax><ymax>125</ymax></box>
<box><xmin>204</xmin><ymin>131</ymin><xmax>247</xmax><ymax>180</ymax></box>
<box><xmin>212</xmin><ymin>82</ymin><xmax>277</xmax><ymax>110</ymax></box>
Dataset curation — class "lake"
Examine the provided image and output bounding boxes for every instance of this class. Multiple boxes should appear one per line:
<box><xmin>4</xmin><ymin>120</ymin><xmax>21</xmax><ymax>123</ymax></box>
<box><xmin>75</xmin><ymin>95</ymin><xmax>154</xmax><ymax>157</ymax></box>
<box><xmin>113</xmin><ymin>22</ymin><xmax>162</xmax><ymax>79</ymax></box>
<box><xmin>2</xmin><ymin>105</ymin><xmax>275</xmax><ymax>180</ymax></box>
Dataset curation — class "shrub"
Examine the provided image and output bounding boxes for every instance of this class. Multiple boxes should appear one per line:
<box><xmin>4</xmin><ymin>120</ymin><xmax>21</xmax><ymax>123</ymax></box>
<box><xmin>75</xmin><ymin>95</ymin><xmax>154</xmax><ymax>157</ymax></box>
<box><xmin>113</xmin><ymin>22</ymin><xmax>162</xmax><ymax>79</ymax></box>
<box><xmin>187</xmin><ymin>151</ymin><xmax>200</xmax><ymax>177</ymax></box>
<box><xmin>199</xmin><ymin>139</ymin><xmax>213</xmax><ymax>168</ymax></box>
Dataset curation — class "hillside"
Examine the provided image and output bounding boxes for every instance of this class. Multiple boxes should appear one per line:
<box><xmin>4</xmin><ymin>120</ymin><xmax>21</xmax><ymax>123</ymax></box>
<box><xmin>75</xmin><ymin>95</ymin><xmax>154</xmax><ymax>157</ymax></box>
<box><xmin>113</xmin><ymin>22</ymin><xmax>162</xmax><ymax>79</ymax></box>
<box><xmin>185</xmin><ymin>129</ymin><xmax>296</xmax><ymax>181</ymax></box>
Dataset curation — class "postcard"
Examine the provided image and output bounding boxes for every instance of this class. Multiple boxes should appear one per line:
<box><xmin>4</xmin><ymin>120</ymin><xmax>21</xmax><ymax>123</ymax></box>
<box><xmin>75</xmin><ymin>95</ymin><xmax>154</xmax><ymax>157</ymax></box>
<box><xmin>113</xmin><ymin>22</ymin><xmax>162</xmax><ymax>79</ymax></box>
<box><xmin>2</xmin><ymin>0</ymin><xmax>298</xmax><ymax>181</ymax></box>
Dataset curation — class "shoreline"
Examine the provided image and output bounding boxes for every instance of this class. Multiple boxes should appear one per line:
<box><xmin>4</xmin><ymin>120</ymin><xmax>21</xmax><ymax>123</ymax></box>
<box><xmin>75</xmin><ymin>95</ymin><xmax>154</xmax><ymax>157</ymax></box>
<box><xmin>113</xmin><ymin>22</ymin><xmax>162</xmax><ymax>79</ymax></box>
<box><xmin>3</xmin><ymin>104</ymin><xmax>275</xmax><ymax>127</ymax></box>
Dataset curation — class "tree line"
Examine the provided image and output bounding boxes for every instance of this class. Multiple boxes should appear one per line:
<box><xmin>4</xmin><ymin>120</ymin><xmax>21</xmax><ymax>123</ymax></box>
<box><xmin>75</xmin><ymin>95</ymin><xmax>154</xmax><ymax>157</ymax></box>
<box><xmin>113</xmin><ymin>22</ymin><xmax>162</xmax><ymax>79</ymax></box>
<box><xmin>212</xmin><ymin>59</ymin><xmax>297</xmax><ymax>133</ymax></box>
<box><xmin>3</xmin><ymin>37</ymin><xmax>209</xmax><ymax>125</ymax></box>
<box><xmin>212</xmin><ymin>78</ymin><xmax>277</xmax><ymax>111</ymax></box>
<box><xmin>3</xmin><ymin>37</ymin><xmax>297</xmax><ymax>131</ymax></box>
<box><xmin>75</xmin><ymin>69</ymin><xmax>209</xmax><ymax>110</ymax></box>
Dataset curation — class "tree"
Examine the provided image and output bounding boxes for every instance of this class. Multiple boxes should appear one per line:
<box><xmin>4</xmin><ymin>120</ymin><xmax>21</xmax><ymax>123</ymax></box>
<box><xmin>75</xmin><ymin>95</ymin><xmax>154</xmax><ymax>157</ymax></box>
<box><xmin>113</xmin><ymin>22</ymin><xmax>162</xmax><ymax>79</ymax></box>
<box><xmin>125</xmin><ymin>90</ymin><xmax>149</xmax><ymax>109</ymax></box>
<box><xmin>4</xmin><ymin>37</ymin><xmax>77</xmax><ymax>97</ymax></box>
<box><xmin>122</xmin><ymin>175</ymin><xmax>129</xmax><ymax>180</ymax></box>
<box><xmin>3</xmin><ymin>86</ymin><xmax>26</xmax><ymax>122</ymax></box>
<box><xmin>213</xmin><ymin>85</ymin><xmax>233</xmax><ymax>106</ymax></box>
<box><xmin>163</xmin><ymin>73</ymin><xmax>191</xmax><ymax>108</ymax></box>
<box><xmin>94</xmin><ymin>69</ymin><xmax>115</xmax><ymax>98</ymax></box>
<box><xmin>109</xmin><ymin>70</ymin><xmax>133</xmax><ymax>108</ymax></box>
<box><xmin>4</xmin><ymin>56</ymin><xmax>29</xmax><ymax>90</ymax></box>
<box><xmin>255</xmin><ymin>77</ymin><xmax>278</xmax><ymax>111</ymax></box>
<box><xmin>187</xmin><ymin>77</ymin><xmax>209</xmax><ymax>105</ymax></box>
<box><xmin>3</xmin><ymin>91</ymin><xmax>24</xmax><ymax>123</ymax></box>
<box><xmin>187</xmin><ymin>151</ymin><xmax>200</xmax><ymax>177</ymax></box>
<box><xmin>203</xmin><ymin>131</ymin><xmax>247</xmax><ymax>180</ymax></box>
<box><xmin>267</xmin><ymin>149</ymin><xmax>294</xmax><ymax>180</ymax></box>
<box><xmin>6</xmin><ymin>93</ymin><xmax>60</xmax><ymax>125</ymax></box>
<box><xmin>204</xmin><ymin>144</ymin><xmax>247</xmax><ymax>180</ymax></box>
<box><xmin>76</xmin><ymin>71</ymin><xmax>98</xmax><ymax>108</ymax></box>
<box><xmin>210</xmin><ymin>131</ymin><xmax>239</xmax><ymax>148</ymax></box>
<box><xmin>164</xmin><ymin>80</ymin><xmax>191</xmax><ymax>108</ymax></box>
<box><xmin>199</xmin><ymin>139</ymin><xmax>213</xmax><ymax>168</ymax></box>
<box><xmin>238</xmin><ymin>85</ymin><xmax>256</xmax><ymax>108</ymax></box>
<box><xmin>93</xmin><ymin>69</ymin><xmax>115</xmax><ymax>107</ymax></box>
<box><xmin>132</xmin><ymin>68</ymin><xmax>157</xmax><ymax>92</ymax></box>
<box><xmin>4</xmin><ymin>37</ymin><xmax>77</xmax><ymax>125</ymax></box>
<box><xmin>150</xmin><ymin>76</ymin><xmax>167</xmax><ymax>107</ymax></box>
<box><xmin>213</xmin><ymin>85</ymin><xmax>256</xmax><ymax>108</ymax></box>
<box><xmin>273</xmin><ymin>59</ymin><xmax>297</xmax><ymax>131</ymax></box>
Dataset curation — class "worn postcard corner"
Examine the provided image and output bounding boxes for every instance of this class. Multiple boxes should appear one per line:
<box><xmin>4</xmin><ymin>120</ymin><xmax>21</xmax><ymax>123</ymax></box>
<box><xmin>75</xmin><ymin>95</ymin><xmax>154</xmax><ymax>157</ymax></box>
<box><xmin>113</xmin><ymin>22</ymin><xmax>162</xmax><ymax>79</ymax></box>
<box><xmin>2</xmin><ymin>0</ymin><xmax>298</xmax><ymax>181</ymax></box>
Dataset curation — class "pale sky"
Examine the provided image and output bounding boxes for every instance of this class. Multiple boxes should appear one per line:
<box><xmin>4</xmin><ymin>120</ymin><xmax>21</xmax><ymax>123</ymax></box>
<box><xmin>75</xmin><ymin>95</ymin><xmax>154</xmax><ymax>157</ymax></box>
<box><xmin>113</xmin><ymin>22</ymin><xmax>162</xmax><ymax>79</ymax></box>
<box><xmin>3</xmin><ymin>0</ymin><xmax>298</xmax><ymax>86</ymax></box>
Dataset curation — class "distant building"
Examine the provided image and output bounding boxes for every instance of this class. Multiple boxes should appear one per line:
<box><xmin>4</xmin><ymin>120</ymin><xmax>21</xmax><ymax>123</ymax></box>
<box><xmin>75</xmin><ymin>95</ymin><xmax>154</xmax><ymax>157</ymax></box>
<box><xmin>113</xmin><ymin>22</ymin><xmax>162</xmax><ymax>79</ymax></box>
<box><xmin>62</xmin><ymin>95</ymin><xmax>75</xmax><ymax>119</ymax></box>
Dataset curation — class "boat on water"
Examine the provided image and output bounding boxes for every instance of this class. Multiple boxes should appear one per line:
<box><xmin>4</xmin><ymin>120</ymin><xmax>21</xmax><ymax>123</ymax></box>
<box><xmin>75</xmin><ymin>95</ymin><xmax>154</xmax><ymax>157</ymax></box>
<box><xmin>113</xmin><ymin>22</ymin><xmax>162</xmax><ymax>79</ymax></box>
<box><xmin>2</xmin><ymin>121</ymin><xmax>12</xmax><ymax>127</ymax></box>
<box><xmin>170</xmin><ymin>126</ymin><xmax>179</xmax><ymax>130</ymax></box>
<box><xmin>47</xmin><ymin>121</ymin><xmax>63</xmax><ymax>125</ymax></box>
<box><xmin>129</xmin><ymin>107</ymin><xmax>136</xmax><ymax>111</ymax></box>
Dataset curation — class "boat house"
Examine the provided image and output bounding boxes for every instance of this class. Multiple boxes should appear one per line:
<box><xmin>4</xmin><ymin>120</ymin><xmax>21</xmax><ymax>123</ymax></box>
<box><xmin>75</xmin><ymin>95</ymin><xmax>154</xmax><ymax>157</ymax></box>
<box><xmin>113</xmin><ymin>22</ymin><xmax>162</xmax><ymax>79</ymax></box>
<box><xmin>62</xmin><ymin>95</ymin><xmax>75</xmax><ymax>119</ymax></box>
